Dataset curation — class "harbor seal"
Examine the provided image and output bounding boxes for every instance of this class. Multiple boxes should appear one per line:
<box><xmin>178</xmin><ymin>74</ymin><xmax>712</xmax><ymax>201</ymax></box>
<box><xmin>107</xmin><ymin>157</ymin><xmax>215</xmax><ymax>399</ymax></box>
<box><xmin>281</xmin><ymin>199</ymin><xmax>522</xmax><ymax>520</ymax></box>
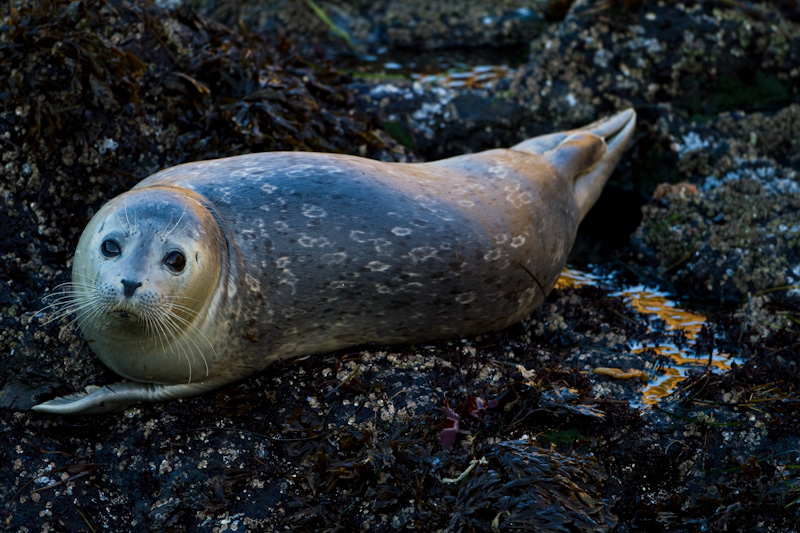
<box><xmin>33</xmin><ymin>109</ymin><xmax>636</xmax><ymax>414</ymax></box>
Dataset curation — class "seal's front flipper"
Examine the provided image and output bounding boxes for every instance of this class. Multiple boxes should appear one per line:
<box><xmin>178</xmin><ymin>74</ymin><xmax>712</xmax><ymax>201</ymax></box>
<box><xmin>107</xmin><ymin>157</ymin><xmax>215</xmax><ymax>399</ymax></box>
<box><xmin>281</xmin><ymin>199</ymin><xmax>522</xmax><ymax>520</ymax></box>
<box><xmin>31</xmin><ymin>381</ymin><xmax>210</xmax><ymax>414</ymax></box>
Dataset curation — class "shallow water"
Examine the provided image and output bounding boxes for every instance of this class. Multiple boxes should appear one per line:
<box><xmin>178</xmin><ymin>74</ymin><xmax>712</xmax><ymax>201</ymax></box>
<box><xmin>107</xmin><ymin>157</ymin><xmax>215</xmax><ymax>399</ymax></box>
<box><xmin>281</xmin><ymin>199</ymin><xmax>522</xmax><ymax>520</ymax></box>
<box><xmin>557</xmin><ymin>268</ymin><xmax>746</xmax><ymax>408</ymax></box>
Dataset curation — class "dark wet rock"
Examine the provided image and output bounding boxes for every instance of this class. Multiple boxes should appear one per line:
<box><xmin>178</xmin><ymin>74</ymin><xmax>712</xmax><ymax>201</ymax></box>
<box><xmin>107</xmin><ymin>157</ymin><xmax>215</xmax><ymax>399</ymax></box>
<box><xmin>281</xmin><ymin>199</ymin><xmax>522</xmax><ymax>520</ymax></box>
<box><xmin>189</xmin><ymin>0</ymin><xmax>551</xmax><ymax>62</ymax></box>
<box><xmin>632</xmin><ymin>108</ymin><xmax>800</xmax><ymax>305</ymax></box>
<box><xmin>355</xmin><ymin>0</ymin><xmax>800</xmax><ymax>174</ymax></box>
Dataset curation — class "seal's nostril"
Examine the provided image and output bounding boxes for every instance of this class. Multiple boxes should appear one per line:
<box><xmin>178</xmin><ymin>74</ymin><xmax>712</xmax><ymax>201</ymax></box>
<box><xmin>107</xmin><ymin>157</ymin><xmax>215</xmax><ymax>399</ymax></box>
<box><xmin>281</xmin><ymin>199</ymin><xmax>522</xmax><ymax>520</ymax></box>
<box><xmin>121</xmin><ymin>279</ymin><xmax>143</xmax><ymax>298</ymax></box>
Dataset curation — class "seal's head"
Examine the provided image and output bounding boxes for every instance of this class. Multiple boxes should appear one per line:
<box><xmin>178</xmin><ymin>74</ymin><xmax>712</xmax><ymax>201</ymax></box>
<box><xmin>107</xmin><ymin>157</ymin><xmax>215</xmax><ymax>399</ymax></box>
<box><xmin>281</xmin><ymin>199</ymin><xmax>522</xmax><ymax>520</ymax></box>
<box><xmin>70</xmin><ymin>186</ymin><xmax>223</xmax><ymax>384</ymax></box>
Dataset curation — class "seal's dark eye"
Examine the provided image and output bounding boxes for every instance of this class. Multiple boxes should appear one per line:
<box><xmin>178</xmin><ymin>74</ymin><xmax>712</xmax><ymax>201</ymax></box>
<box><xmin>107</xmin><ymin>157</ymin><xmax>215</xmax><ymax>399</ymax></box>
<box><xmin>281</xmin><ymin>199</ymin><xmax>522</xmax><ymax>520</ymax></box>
<box><xmin>101</xmin><ymin>240</ymin><xmax>121</xmax><ymax>258</ymax></box>
<box><xmin>164</xmin><ymin>251</ymin><xmax>186</xmax><ymax>273</ymax></box>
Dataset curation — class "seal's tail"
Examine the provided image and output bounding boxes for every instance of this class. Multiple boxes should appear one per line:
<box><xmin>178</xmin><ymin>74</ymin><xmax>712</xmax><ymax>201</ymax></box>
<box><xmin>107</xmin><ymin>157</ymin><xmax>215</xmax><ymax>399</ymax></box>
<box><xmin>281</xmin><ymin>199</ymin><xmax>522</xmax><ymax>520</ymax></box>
<box><xmin>511</xmin><ymin>108</ymin><xmax>636</xmax><ymax>222</ymax></box>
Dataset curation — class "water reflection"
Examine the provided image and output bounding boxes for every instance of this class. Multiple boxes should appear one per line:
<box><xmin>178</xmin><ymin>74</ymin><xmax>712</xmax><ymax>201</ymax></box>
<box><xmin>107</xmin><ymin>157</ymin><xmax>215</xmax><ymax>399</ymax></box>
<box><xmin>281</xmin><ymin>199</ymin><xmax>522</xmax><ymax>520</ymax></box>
<box><xmin>413</xmin><ymin>65</ymin><xmax>511</xmax><ymax>89</ymax></box>
<box><xmin>556</xmin><ymin>268</ymin><xmax>745</xmax><ymax>407</ymax></box>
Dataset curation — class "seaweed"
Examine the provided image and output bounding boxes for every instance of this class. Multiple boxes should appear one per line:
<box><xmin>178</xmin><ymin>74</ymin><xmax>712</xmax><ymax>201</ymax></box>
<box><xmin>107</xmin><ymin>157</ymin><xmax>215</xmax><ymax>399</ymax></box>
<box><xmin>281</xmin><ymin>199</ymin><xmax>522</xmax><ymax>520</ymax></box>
<box><xmin>0</xmin><ymin>0</ymin><xmax>391</xmax><ymax>246</ymax></box>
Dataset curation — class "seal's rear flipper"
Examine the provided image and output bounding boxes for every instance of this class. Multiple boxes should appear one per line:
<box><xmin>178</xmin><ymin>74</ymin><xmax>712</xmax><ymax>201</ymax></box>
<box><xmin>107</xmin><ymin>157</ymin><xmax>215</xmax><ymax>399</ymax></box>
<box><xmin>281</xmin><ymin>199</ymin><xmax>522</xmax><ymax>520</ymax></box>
<box><xmin>571</xmin><ymin>109</ymin><xmax>636</xmax><ymax>221</ymax></box>
<box><xmin>31</xmin><ymin>381</ymin><xmax>210</xmax><ymax>414</ymax></box>
<box><xmin>510</xmin><ymin>109</ymin><xmax>636</xmax><ymax>156</ymax></box>
<box><xmin>513</xmin><ymin>109</ymin><xmax>636</xmax><ymax>222</ymax></box>
<box><xmin>544</xmin><ymin>132</ymin><xmax>607</xmax><ymax>184</ymax></box>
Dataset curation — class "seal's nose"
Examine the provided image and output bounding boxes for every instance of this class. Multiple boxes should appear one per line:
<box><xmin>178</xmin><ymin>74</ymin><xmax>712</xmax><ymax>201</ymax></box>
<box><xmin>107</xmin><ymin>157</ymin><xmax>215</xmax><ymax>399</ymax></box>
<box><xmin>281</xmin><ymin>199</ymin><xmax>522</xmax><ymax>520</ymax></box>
<box><xmin>121</xmin><ymin>279</ymin><xmax>143</xmax><ymax>298</ymax></box>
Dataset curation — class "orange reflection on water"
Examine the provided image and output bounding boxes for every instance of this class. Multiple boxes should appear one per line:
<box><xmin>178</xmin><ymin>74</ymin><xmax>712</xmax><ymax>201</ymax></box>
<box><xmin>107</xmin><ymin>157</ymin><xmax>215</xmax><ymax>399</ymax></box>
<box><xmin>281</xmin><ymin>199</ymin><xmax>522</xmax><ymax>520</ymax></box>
<box><xmin>624</xmin><ymin>289</ymin><xmax>705</xmax><ymax>340</ymax></box>
<box><xmin>414</xmin><ymin>65</ymin><xmax>510</xmax><ymax>89</ymax></box>
<box><xmin>555</xmin><ymin>268</ymin><xmax>602</xmax><ymax>289</ymax></box>
<box><xmin>556</xmin><ymin>269</ymin><xmax>741</xmax><ymax>407</ymax></box>
<box><xmin>620</xmin><ymin>286</ymin><xmax>736</xmax><ymax>405</ymax></box>
<box><xmin>640</xmin><ymin>368</ymin><xmax>685</xmax><ymax>406</ymax></box>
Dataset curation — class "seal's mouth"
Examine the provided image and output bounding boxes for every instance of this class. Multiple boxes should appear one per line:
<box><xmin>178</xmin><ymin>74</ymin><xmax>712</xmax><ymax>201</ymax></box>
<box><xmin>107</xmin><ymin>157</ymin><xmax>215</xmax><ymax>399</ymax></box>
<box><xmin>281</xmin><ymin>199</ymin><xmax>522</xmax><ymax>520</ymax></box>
<box><xmin>112</xmin><ymin>309</ymin><xmax>139</xmax><ymax>321</ymax></box>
